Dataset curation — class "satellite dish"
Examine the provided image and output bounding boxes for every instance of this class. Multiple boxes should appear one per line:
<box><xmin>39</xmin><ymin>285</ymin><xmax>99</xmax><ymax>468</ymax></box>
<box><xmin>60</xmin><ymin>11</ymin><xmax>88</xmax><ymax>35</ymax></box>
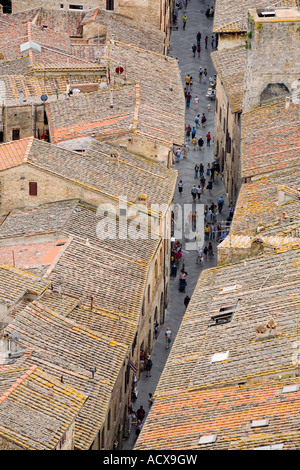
<box><xmin>41</xmin><ymin>94</ymin><xmax>48</xmax><ymax>102</ymax></box>
<box><xmin>72</xmin><ymin>88</ymin><xmax>81</xmax><ymax>94</ymax></box>
<box><xmin>100</xmin><ymin>82</ymin><xmax>108</xmax><ymax>90</ymax></box>
<box><xmin>115</xmin><ymin>66</ymin><xmax>124</xmax><ymax>75</ymax></box>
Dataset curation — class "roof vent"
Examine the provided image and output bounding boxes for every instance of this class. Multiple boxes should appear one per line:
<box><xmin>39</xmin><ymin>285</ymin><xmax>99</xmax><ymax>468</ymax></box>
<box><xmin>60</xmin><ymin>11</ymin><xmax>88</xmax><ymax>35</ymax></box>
<box><xmin>198</xmin><ymin>434</ymin><xmax>217</xmax><ymax>445</ymax></box>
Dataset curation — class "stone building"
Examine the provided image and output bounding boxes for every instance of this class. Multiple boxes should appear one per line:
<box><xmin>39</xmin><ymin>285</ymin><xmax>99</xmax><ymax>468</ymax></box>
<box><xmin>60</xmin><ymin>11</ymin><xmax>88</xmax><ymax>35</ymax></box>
<box><xmin>10</xmin><ymin>0</ymin><xmax>171</xmax><ymax>37</ymax></box>
<box><xmin>211</xmin><ymin>45</ymin><xmax>246</xmax><ymax>203</ymax></box>
<box><xmin>136</xmin><ymin>247</ymin><xmax>300</xmax><ymax>449</ymax></box>
<box><xmin>0</xmin><ymin>195</ymin><xmax>173</xmax><ymax>449</ymax></box>
<box><xmin>243</xmin><ymin>6</ymin><xmax>300</xmax><ymax>111</ymax></box>
<box><xmin>212</xmin><ymin>0</ymin><xmax>299</xmax><ymax>49</ymax></box>
<box><xmin>0</xmin><ymin>364</ymin><xmax>88</xmax><ymax>450</ymax></box>
<box><xmin>212</xmin><ymin>2</ymin><xmax>300</xmax><ymax>203</ymax></box>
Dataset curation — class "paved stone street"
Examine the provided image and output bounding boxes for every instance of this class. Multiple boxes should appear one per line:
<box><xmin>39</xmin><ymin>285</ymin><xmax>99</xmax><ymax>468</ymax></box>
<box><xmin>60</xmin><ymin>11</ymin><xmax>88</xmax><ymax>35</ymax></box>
<box><xmin>122</xmin><ymin>0</ymin><xmax>230</xmax><ymax>450</ymax></box>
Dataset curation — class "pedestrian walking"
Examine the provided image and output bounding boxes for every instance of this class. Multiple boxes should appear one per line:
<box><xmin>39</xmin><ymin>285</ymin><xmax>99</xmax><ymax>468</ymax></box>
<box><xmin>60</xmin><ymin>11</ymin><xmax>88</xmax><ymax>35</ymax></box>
<box><xmin>184</xmin><ymin>295</ymin><xmax>190</xmax><ymax>308</ymax></box>
<box><xmin>183</xmin><ymin>14</ymin><xmax>187</xmax><ymax>29</ymax></box>
<box><xmin>179</xmin><ymin>268</ymin><xmax>187</xmax><ymax>292</ymax></box>
<box><xmin>191</xmin><ymin>184</ymin><xmax>197</xmax><ymax>201</ymax></box>
<box><xmin>148</xmin><ymin>393</ymin><xmax>153</xmax><ymax>407</ymax></box>
<box><xmin>196</xmin><ymin>247</ymin><xmax>203</xmax><ymax>264</ymax></box>
<box><xmin>135</xmin><ymin>420</ymin><xmax>142</xmax><ymax>438</ymax></box>
<box><xmin>205</xmin><ymin>35</ymin><xmax>208</xmax><ymax>48</ymax></box>
<box><xmin>203</xmin><ymin>245</ymin><xmax>208</xmax><ymax>261</ymax></box>
<box><xmin>194</xmin><ymin>164</ymin><xmax>199</xmax><ymax>178</ymax></box>
<box><xmin>136</xmin><ymin>405</ymin><xmax>146</xmax><ymax>421</ymax></box>
<box><xmin>195</xmin><ymin>114</ymin><xmax>200</xmax><ymax>127</ymax></box>
<box><xmin>191</xmin><ymin>126</ymin><xmax>196</xmax><ymax>139</ymax></box>
<box><xmin>204</xmin><ymin>224</ymin><xmax>210</xmax><ymax>241</ymax></box>
<box><xmin>197</xmin><ymin>184</ymin><xmax>202</xmax><ymax>200</ymax></box>
<box><xmin>178</xmin><ymin>179</ymin><xmax>183</xmax><ymax>196</ymax></box>
<box><xmin>200</xmin><ymin>175</ymin><xmax>206</xmax><ymax>191</ymax></box>
<box><xmin>207</xmin><ymin>178</ymin><xmax>213</xmax><ymax>194</ymax></box>
<box><xmin>211</xmin><ymin>35</ymin><xmax>214</xmax><ymax>48</ymax></box>
<box><xmin>192</xmin><ymin>43</ymin><xmax>196</xmax><ymax>57</ymax></box>
<box><xmin>210</xmin><ymin>223</ymin><xmax>215</xmax><ymax>240</ymax></box>
<box><xmin>194</xmin><ymin>96</ymin><xmax>199</xmax><ymax>109</ymax></box>
<box><xmin>192</xmin><ymin>136</ymin><xmax>197</xmax><ymax>150</ymax></box>
<box><xmin>206</xmin><ymin>162</ymin><xmax>211</xmax><ymax>176</ymax></box>
<box><xmin>186</xmin><ymin>91</ymin><xmax>191</xmax><ymax>107</ymax></box>
<box><xmin>197</xmin><ymin>44</ymin><xmax>201</xmax><ymax>57</ymax></box>
<box><xmin>199</xmin><ymin>163</ymin><xmax>204</xmax><ymax>176</ymax></box>
<box><xmin>210</xmin><ymin>163</ymin><xmax>216</xmax><ymax>181</ymax></box>
<box><xmin>208</xmin><ymin>242</ymin><xmax>214</xmax><ymax>259</ymax></box>
<box><xmin>145</xmin><ymin>355</ymin><xmax>153</xmax><ymax>377</ymax></box>
<box><xmin>165</xmin><ymin>327</ymin><xmax>172</xmax><ymax>348</ymax></box>
<box><xmin>198</xmin><ymin>136</ymin><xmax>204</xmax><ymax>150</ymax></box>
<box><xmin>185</xmin><ymin>123</ymin><xmax>191</xmax><ymax>140</ymax></box>
<box><xmin>201</xmin><ymin>113</ymin><xmax>207</xmax><ymax>127</ymax></box>
<box><xmin>154</xmin><ymin>320</ymin><xmax>159</xmax><ymax>339</ymax></box>
<box><xmin>206</xmin><ymin>131</ymin><xmax>211</xmax><ymax>146</ymax></box>
<box><xmin>229</xmin><ymin>203</ymin><xmax>235</xmax><ymax>219</ymax></box>
<box><xmin>196</xmin><ymin>31</ymin><xmax>201</xmax><ymax>44</ymax></box>
<box><xmin>199</xmin><ymin>67</ymin><xmax>203</xmax><ymax>82</ymax></box>
<box><xmin>185</xmin><ymin>74</ymin><xmax>191</xmax><ymax>88</ymax></box>
<box><xmin>218</xmin><ymin>196</ymin><xmax>224</xmax><ymax>213</ymax></box>
<box><xmin>189</xmin><ymin>76</ymin><xmax>193</xmax><ymax>89</ymax></box>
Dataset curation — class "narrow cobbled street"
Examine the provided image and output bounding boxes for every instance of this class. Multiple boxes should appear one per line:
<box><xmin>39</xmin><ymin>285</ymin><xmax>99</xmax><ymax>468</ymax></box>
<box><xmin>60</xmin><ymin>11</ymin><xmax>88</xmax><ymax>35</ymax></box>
<box><xmin>122</xmin><ymin>0</ymin><xmax>230</xmax><ymax>450</ymax></box>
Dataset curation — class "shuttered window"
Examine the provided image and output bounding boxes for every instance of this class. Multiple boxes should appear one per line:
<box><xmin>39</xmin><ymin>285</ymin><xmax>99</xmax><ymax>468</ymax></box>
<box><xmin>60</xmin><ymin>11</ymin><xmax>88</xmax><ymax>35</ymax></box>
<box><xmin>29</xmin><ymin>182</ymin><xmax>37</xmax><ymax>196</ymax></box>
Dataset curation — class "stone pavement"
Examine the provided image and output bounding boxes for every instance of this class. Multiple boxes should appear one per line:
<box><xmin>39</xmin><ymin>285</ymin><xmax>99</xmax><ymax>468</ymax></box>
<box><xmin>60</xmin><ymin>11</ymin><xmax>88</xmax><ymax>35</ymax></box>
<box><xmin>122</xmin><ymin>0</ymin><xmax>230</xmax><ymax>450</ymax></box>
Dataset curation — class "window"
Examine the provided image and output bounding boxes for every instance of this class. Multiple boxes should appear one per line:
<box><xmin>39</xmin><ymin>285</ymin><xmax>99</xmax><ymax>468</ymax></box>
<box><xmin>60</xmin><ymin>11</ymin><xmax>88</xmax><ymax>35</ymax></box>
<box><xmin>147</xmin><ymin>285</ymin><xmax>151</xmax><ymax>303</ymax></box>
<box><xmin>12</xmin><ymin>129</ymin><xmax>20</xmax><ymax>140</ymax></box>
<box><xmin>29</xmin><ymin>182</ymin><xmax>37</xmax><ymax>196</ymax></box>
<box><xmin>0</xmin><ymin>131</ymin><xmax>3</xmax><ymax>142</ymax></box>
<box><xmin>106</xmin><ymin>0</ymin><xmax>114</xmax><ymax>10</ymax></box>
<box><xmin>69</xmin><ymin>4</ymin><xmax>83</xmax><ymax>9</ymax></box>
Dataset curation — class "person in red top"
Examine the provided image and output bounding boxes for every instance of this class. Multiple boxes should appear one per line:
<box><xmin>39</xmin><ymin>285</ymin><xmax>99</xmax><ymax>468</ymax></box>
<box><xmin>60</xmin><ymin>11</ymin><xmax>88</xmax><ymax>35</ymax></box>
<box><xmin>206</xmin><ymin>131</ymin><xmax>211</xmax><ymax>146</ymax></box>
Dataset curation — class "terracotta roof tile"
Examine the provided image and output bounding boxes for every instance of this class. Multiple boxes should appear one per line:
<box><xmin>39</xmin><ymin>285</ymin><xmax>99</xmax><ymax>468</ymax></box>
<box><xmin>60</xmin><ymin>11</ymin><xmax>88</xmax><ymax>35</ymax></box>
<box><xmin>241</xmin><ymin>98</ymin><xmax>300</xmax><ymax>178</ymax></box>
<box><xmin>0</xmin><ymin>366</ymin><xmax>87</xmax><ymax>450</ymax></box>
<box><xmin>0</xmin><ymin>137</ymin><xmax>33</xmax><ymax>171</ymax></box>
<box><xmin>211</xmin><ymin>45</ymin><xmax>246</xmax><ymax>112</ymax></box>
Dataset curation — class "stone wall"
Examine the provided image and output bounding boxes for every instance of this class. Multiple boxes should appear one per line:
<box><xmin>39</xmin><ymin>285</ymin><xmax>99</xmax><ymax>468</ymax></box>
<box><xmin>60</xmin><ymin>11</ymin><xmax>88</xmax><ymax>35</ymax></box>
<box><xmin>3</xmin><ymin>104</ymin><xmax>46</xmax><ymax>142</ymax></box>
<box><xmin>243</xmin><ymin>9</ymin><xmax>300</xmax><ymax>112</ymax></box>
<box><xmin>214</xmin><ymin>78</ymin><xmax>242</xmax><ymax>204</ymax></box>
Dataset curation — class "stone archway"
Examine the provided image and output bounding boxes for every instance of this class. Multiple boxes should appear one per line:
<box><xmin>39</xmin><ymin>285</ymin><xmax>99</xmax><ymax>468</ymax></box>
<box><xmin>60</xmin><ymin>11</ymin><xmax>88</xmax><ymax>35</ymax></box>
<box><xmin>260</xmin><ymin>83</ymin><xmax>289</xmax><ymax>104</ymax></box>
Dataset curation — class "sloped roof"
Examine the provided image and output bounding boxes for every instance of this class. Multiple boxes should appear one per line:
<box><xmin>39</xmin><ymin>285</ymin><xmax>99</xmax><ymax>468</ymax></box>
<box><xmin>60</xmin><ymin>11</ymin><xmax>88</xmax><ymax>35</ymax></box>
<box><xmin>0</xmin><ymin>137</ymin><xmax>33</xmax><ymax>171</ymax></box>
<box><xmin>47</xmin><ymin>85</ymin><xmax>137</xmax><ymax>143</ymax></box>
<box><xmin>0</xmin><ymin>138</ymin><xmax>177</xmax><ymax>209</ymax></box>
<box><xmin>241</xmin><ymin>98</ymin><xmax>300</xmax><ymax>178</ymax></box>
<box><xmin>136</xmin><ymin>248</ymin><xmax>300</xmax><ymax>449</ymax></box>
<box><xmin>3</xmin><ymin>301</ymin><xmax>128</xmax><ymax>450</ymax></box>
<box><xmin>136</xmin><ymin>377</ymin><xmax>300</xmax><ymax>450</ymax></box>
<box><xmin>0</xmin><ymin>21</ymin><xmax>100</xmax><ymax>70</ymax></box>
<box><xmin>213</xmin><ymin>0</ymin><xmax>282</xmax><ymax>33</ymax></box>
<box><xmin>0</xmin><ymin>365</ymin><xmax>87</xmax><ymax>450</ymax></box>
<box><xmin>211</xmin><ymin>45</ymin><xmax>246</xmax><ymax>112</ymax></box>
<box><xmin>0</xmin><ymin>263</ymin><xmax>50</xmax><ymax>304</ymax></box>
<box><xmin>231</xmin><ymin>167</ymin><xmax>300</xmax><ymax>237</ymax></box>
